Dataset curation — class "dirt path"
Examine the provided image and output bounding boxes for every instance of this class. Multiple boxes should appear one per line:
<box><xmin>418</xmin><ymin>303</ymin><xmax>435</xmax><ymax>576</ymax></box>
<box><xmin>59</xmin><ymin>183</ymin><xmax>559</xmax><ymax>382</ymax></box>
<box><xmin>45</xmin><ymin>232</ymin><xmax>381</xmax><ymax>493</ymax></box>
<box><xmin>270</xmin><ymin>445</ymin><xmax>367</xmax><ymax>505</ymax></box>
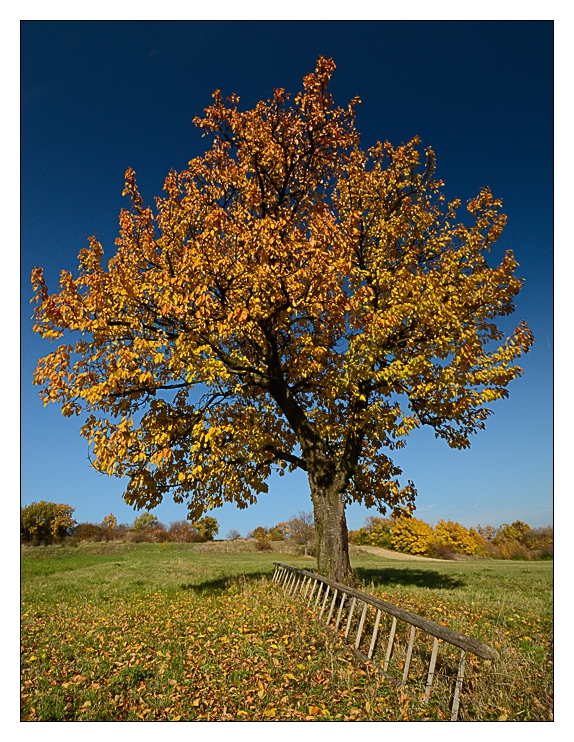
<box><xmin>351</xmin><ymin>545</ymin><xmax>446</xmax><ymax>563</ymax></box>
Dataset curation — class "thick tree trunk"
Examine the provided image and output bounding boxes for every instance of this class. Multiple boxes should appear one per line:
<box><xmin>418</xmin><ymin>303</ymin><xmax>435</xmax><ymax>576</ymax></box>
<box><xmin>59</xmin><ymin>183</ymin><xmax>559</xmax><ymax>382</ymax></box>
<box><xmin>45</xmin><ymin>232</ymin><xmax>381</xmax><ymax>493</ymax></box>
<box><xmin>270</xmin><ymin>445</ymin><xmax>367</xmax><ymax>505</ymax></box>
<box><xmin>310</xmin><ymin>483</ymin><xmax>353</xmax><ymax>584</ymax></box>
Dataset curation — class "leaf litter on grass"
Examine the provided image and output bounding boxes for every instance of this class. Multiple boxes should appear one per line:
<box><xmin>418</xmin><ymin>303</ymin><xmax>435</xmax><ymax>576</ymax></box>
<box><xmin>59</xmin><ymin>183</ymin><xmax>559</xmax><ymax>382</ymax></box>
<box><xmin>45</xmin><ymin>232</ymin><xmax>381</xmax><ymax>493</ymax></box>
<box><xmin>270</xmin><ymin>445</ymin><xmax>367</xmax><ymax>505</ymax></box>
<box><xmin>21</xmin><ymin>545</ymin><xmax>552</xmax><ymax>721</ymax></box>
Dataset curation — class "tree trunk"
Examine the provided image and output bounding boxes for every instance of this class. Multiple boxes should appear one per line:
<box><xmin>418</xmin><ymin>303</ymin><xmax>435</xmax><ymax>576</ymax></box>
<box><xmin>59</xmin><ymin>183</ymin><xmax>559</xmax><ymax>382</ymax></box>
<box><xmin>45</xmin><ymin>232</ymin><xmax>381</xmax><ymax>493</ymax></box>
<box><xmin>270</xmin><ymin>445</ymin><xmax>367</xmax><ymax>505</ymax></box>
<box><xmin>310</xmin><ymin>482</ymin><xmax>353</xmax><ymax>584</ymax></box>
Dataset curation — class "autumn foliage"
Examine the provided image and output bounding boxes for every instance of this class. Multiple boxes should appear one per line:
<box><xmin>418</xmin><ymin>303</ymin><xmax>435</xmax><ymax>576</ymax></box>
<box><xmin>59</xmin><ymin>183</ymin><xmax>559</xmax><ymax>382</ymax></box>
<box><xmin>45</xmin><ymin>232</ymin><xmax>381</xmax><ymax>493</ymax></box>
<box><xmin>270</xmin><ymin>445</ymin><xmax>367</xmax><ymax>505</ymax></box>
<box><xmin>350</xmin><ymin>516</ymin><xmax>552</xmax><ymax>560</ymax></box>
<box><xmin>390</xmin><ymin>517</ymin><xmax>435</xmax><ymax>555</ymax></box>
<box><xmin>21</xmin><ymin>501</ymin><xmax>76</xmax><ymax>545</ymax></box>
<box><xmin>31</xmin><ymin>58</ymin><xmax>533</xmax><ymax>581</ymax></box>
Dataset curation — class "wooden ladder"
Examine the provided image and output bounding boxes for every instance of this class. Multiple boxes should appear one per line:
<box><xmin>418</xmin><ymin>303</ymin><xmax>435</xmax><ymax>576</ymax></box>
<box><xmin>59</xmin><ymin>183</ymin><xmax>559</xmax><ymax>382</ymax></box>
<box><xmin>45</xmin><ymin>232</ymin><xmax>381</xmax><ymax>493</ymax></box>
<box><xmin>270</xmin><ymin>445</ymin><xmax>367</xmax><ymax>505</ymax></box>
<box><xmin>272</xmin><ymin>562</ymin><xmax>499</xmax><ymax>721</ymax></box>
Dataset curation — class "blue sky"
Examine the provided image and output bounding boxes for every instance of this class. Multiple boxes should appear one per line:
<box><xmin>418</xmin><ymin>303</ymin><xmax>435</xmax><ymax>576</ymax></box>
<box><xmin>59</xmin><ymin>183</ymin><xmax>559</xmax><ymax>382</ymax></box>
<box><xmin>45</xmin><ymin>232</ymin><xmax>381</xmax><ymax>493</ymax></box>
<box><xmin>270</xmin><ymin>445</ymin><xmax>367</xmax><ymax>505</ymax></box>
<box><xmin>20</xmin><ymin>21</ymin><xmax>553</xmax><ymax>536</ymax></box>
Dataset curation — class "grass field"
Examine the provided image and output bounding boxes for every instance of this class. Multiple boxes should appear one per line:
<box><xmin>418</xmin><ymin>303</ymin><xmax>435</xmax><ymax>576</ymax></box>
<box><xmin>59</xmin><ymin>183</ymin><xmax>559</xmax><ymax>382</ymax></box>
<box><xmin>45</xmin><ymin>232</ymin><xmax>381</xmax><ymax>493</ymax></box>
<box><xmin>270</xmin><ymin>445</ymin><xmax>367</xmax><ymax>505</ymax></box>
<box><xmin>21</xmin><ymin>542</ymin><xmax>553</xmax><ymax>721</ymax></box>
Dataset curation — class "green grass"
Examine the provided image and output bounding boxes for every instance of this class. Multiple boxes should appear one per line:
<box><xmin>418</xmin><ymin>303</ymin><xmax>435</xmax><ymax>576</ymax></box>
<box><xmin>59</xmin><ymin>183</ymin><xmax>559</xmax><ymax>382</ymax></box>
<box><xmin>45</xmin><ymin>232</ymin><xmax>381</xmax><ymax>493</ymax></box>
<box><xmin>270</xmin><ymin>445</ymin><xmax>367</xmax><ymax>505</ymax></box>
<box><xmin>21</xmin><ymin>542</ymin><xmax>552</xmax><ymax>721</ymax></box>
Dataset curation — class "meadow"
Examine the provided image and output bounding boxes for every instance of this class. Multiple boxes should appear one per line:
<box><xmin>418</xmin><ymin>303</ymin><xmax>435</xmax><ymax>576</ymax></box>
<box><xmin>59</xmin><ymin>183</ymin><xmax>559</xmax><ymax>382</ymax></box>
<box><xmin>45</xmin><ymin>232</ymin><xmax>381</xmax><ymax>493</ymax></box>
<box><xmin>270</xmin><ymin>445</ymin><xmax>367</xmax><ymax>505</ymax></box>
<box><xmin>21</xmin><ymin>542</ymin><xmax>553</xmax><ymax>721</ymax></box>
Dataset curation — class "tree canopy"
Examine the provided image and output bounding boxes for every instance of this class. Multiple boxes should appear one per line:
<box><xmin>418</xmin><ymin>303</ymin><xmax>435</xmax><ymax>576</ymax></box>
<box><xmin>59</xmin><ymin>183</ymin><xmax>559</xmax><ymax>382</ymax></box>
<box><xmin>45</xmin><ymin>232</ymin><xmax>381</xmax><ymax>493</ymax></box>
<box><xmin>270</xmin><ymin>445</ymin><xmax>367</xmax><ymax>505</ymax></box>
<box><xmin>31</xmin><ymin>57</ymin><xmax>533</xmax><ymax>580</ymax></box>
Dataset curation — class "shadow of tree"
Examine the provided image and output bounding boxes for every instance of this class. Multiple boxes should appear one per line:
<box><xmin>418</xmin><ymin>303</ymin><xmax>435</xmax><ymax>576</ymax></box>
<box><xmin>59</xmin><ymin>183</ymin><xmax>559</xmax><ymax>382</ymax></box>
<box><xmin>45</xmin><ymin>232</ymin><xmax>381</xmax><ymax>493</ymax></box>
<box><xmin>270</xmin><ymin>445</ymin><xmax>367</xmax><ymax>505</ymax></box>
<box><xmin>180</xmin><ymin>570</ymin><xmax>270</xmax><ymax>595</ymax></box>
<box><xmin>354</xmin><ymin>567</ymin><xmax>466</xmax><ymax>590</ymax></box>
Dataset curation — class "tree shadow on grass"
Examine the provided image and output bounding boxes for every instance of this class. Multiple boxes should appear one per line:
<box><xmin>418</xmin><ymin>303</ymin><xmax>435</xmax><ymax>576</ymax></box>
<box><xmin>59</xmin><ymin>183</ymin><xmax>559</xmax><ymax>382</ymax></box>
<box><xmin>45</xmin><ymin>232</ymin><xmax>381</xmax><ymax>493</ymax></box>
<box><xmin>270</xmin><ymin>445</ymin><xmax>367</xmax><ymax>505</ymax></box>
<box><xmin>180</xmin><ymin>570</ymin><xmax>270</xmax><ymax>595</ymax></box>
<box><xmin>354</xmin><ymin>567</ymin><xmax>466</xmax><ymax>591</ymax></box>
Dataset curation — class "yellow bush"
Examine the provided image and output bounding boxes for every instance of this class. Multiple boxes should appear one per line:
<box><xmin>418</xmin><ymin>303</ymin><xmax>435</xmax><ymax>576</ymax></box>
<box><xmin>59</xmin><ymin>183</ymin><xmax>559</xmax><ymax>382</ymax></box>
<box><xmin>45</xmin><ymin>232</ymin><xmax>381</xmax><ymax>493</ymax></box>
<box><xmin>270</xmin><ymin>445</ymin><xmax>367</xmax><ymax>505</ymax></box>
<box><xmin>390</xmin><ymin>517</ymin><xmax>433</xmax><ymax>555</ymax></box>
<box><xmin>21</xmin><ymin>501</ymin><xmax>76</xmax><ymax>545</ymax></box>
<box><xmin>433</xmin><ymin>520</ymin><xmax>484</xmax><ymax>555</ymax></box>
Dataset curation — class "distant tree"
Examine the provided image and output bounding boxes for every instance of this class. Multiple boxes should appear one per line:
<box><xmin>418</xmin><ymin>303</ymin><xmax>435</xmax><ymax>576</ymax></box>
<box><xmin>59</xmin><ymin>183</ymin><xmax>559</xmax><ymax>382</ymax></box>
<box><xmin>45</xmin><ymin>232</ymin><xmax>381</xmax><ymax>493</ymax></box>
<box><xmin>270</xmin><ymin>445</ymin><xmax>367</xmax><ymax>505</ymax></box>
<box><xmin>101</xmin><ymin>513</ymin><xmax>118</xmax><ymax>530</ymax></box>
<box><xmin>432</xmin><ymin>519</ymin><xmax>484</xmax><ymax>555</ymax></box>
<box><xmin>287</xmin><ymin>512</ymin><xmax>315</xmax><ymax>556</ymax></box>
<box><xmin>476</xmin><ymin>524</ymin><xmax>498</xmax><ymax>542</ymax></box>
<box><xmin>390</xmin><ymin>516</ymin><xmax>434</xmax><ymax>555</ymax></box>
<box><xmin>21</xmin><ymin>501</ymin><xmax>76</xmax><ymax>545</ymax></box>
<box><xmin>226</xmin><ymin>528</ymin><xmax>242</xmax><ymax>540</ymax></box>
<box><xmin>249</xmin><ymin>526</ymin><xmax>269</xmax><ymax>541</ymax></box>
<box><xmin>193</xmin><ymin>515</ymin><xmax>219</xmax><ymax>541</ymax></box>
<box><xmin>268</xmin><ymin>522</ymin><xmax>289</xmax><ymax>541</ymax></box>
<box><xmin>133</xmin><ymin>512</ymin><xmax>159</xmax><ymax>530</ymax></box>
<box><xmin>352</xmin><ymin>516</ymin><xmax>394</xmax><ymax>549</ymax></box>
<box><xmin>31</xmin><ymin>57</ymin><xmax>533</xmax><ymax>582</ymax></box>
<box><xmin>495</xmin><ymin>520</ymin><xmax>531</xmax><ymax>544</ymax></box>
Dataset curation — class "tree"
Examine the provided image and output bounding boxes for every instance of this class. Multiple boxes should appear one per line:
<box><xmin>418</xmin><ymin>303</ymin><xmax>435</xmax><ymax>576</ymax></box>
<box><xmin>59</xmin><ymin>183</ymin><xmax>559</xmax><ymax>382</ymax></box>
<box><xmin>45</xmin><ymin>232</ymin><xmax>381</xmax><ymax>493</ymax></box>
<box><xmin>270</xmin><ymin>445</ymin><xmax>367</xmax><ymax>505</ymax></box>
<box><xmin>249</xmin><ymin>526</ymin><xmax>269</xmax><ymax>541</ymax></box>
<box><xmin>31</xmin><ymin>57</ymin><xmax>533</xmax><ymax>582</ymax></box>
<box><xmin>287</xmin><ymin>511</ymin><xmax>315</xmax><ymax>556</ymax></box>
<box><xmin>495</xmin><ymin>520</ymin><xmax>531</xmax><ymax>544</ymax></box>
<box><xmin>132</xmin><ymin>512</ymin><xmax>159</xmax><ymax>530</ymax></box>
<box><xmin>101</xmin><ymin>513</ymin><xmax>118</xmax><ymax>531</ymax></box>
<box><xmin>21</xmin><ymin>501</ymin><xmax>76</xmax><ymax>545</ymax></box>
<box><xmin>193</xmin><ymin>515</ymin><xmax>219</xmax><ymax>541</ymax></box>
<box><xmin>433</xmin><ymin>519</ymin><xmax>483</xmax><ymax>555</ymax></box>
<box><xmin>352</xmin><ymin>516</ymin><xmax>394</xmax><ymax>549</ymax></box>
<box><xmin>390</xmin><ymin>517</ymin><xmax>434</xmax><ymax>555</ymax></box>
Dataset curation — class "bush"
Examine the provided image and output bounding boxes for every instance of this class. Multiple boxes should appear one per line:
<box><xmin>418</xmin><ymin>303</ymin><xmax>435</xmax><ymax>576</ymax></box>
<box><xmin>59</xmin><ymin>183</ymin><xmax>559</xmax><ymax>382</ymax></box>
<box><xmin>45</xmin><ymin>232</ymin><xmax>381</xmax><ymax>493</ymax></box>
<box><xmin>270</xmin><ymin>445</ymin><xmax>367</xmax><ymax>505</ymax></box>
<box><xmin>226</xmin><ymin>529</ymin><xmax>242</xmax><ymax>541</ymax></box>
<box><xmin>426</xmin><ymin>541</ymin><xmax>456</xmax><ymax>560</ymax></box>
<box><xmin>523</xmin><ymin>526</ymin><xmax>553</xmax><ymax>556</ymax></box>
<box><xmin>390</xmin><ymin>517</ymin><xmax>434</xmax><ymax>555</ymax></box>
<box><xmin>433</xmin><ymin>520</ymin><xmax>484</xmax><ymax>555</ymax></box>
<box><xmin>75</xmin><ymin>523</ymin><xmax>104</xmax><ymax>542</ymax></box>
<box><xmin>168</xmin><ymin>520</ymin><xmax>201</xmax><ymax>543</ymax></box>
<box><xmin>152</xmin><ymin>528</ymin><xmax>170</xmax><ymax>543</ymax></box>
<box><xmin>350</xmin><ymin>517</ymin><xmax>394</xmax><ymax>548</ymax></box>
<box><xmin>254</xmin><ymin>539</ymin><xmax>272</xmax><ymax>552</ymax></box>
<box><xmin>21</xmin><ymin>501</ymin><xmax>76</xmax><ymax>545</ymax></box>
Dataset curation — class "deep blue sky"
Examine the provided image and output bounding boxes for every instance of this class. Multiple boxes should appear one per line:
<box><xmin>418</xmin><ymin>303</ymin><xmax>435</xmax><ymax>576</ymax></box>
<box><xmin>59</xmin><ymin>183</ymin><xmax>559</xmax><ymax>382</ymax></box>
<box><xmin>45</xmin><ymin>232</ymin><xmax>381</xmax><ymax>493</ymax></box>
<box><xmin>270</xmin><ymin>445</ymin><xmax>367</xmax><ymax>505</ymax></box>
<box><xmin>21</xmin><ymin>21</ymin><xmax>553</xmax><ymax>535</ymax></box>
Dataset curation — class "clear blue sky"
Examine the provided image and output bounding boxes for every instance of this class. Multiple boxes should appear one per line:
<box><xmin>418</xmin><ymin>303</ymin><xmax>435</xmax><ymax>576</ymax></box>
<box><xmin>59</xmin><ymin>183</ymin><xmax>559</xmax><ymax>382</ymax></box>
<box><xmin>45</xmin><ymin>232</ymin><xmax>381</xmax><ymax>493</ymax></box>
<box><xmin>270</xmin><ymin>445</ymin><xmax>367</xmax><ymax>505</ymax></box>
<box><xmin>20</xmin><ymin>21</ymin><xmax>553</xmax><ymax>536</ymax></box>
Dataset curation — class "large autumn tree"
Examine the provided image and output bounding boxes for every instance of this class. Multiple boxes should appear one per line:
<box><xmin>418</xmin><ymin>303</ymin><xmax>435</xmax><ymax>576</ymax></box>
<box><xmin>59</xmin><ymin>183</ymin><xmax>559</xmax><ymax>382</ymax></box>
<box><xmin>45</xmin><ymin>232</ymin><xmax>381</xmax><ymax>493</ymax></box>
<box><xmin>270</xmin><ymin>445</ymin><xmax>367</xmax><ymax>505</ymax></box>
<box><xmin>31</xmin><ymin>58</ymin><xmax>533</xmax><ymax>581</ymax></box>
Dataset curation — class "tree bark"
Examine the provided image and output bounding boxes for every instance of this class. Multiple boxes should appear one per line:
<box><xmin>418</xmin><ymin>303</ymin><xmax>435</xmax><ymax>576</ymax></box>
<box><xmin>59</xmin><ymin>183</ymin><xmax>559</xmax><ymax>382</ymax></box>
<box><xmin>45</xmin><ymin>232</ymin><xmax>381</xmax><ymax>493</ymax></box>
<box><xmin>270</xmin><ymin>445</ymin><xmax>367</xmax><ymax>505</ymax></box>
<box><xmin>310</xmin><ymin>481</ymin><xmax>353</xmax><ymax>584</ymax></box>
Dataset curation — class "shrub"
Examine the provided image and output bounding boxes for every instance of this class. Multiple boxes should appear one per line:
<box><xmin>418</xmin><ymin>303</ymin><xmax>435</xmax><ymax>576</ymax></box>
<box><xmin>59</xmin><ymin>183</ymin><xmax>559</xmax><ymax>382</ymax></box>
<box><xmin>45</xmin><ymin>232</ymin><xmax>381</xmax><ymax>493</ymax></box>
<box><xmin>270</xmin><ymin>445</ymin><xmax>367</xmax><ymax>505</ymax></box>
<box><xmin>426</xmin><ymin>541</ymin><xmax>456</xmax><ymax>559</ymax></box>
<box><xmin>226</xmin><ymin>529</ymin><xmax>242</xmax><ymax>541</ymax></box>
<box><xmin>152</xmin><ymin>528</ymin><xmax>170</xmax><ymax>543</ymax></box>
<box><xmin>368</xmin><ymin>518</ymin><xmax>394</xmax><ymax>549</ymax></box>
<box><xmin>390</xmin><ymin>517</ymin><xmax>434</xmax><ymax>555</ymax></box>
<box><xmin>351</xmin><ymin>528</ymin><xmax>370</xmax><ymax>545</ymax></box>
<box><xmin>522</xmin><ymin>526</ymin><xmax>553</xmax><ymax>556</ymax></box>
<box><xmin>128</xmin><ymin>529</ymin><xmax>150</xmax><ymax>543</ymax></box>
<box><xmin>433</xmin><ymin>520</ymin><xmax>484</xmax><ymax>555</ymax></box>
<box><xmin>75</xmin><ymin>523</ymin><xmax>104</xmax><ymax>542</ymax></box>
<box><xmin>254</xmin><ymin>539</ymin><xmax>272</xmax><ymax>551</ymax></box>
<box><xmin>21</xmin><ymin>501</ymin><xmax>76</xmax><ymax>545</ymax></box>
<box><xmin>168</xmin><ymin>520</ymin><xmax>201</xmax><ymax>543</ymax></box>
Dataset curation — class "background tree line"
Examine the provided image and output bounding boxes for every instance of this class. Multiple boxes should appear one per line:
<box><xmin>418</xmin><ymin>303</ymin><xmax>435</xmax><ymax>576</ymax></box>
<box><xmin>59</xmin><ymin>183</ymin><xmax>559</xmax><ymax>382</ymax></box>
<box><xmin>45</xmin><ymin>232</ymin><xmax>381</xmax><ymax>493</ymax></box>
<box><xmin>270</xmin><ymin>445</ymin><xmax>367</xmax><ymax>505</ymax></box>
<box><xmin>20</xmin><ymin>501</ymin><xmax>220</xmax><ymax>546</ymax></box>
<box><xmin>349</xmin><ymin>516</ymin><xmax>553</xmax><ymax>560</ymax></box>
<box><xmin>21</xmin><ymin>501</ymin><xmax>552</xmax><ymax>560</ymax></box>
